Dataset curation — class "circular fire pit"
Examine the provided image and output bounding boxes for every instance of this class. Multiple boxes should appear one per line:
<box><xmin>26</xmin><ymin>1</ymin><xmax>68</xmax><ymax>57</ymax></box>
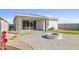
<box><xmin>46</xmin><ymin>32</ymin><xmax>62</xmax><ymax>40</ymax></box>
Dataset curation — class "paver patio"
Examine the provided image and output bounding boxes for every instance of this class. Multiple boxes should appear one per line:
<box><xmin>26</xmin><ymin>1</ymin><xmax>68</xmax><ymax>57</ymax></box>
<box><xmin>21</xmin><ymin>31</ymin><xmax>79</xmax><ymax>50</ymax></box>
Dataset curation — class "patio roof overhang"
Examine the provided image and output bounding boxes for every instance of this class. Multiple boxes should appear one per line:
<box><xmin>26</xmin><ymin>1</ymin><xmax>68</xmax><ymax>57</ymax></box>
<box><xmin>13</xmin><ymin>14</ymin><xmax>59</xmax><ymax>22</ymax></box>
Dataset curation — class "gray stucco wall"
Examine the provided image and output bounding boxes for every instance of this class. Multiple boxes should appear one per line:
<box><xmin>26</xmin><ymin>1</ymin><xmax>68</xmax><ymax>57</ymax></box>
<box><xmin>1</xmin><ymin>19</ymin><xmax>9</xmax><ymax>32</ymax></box>
<box><xmin>15</xmin><ymin>17</ymin><xmax>22</xmax><ymax>32</ymax></box>
<box><xmin>36</xmin><ymin>20</ymin><xmax>44</xmax><ymax>30</ymax></box>
<box><xmin>48</xmin><ymin>20</ymin><xmax>58</xmax><ymax>30</ymax></box>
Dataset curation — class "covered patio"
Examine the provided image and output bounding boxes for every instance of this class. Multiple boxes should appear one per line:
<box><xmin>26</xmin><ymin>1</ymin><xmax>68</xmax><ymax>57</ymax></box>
<box><xmin>14</xmin><ymin>14</ymin><xmax>58</xmax><ymax>32</ymax></box>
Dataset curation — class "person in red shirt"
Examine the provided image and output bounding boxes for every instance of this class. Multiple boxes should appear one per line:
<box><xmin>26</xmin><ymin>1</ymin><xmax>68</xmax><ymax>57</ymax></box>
<box><xmin>0</xmin><ymin>31</ymin><xmax>8</xmax><ymax>50</ymax></box>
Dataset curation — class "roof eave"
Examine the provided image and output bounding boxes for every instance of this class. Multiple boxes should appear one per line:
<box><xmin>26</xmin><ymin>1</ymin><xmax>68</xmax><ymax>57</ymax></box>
<box><xmin>47</xmin><ymin>18</ymin><xmax>59</xmax><ymax>21</ymax></box>
<box><xmin>13</xmin><ymin>14</ymin><xmax>59</xmax><ymax>21</ymax></box>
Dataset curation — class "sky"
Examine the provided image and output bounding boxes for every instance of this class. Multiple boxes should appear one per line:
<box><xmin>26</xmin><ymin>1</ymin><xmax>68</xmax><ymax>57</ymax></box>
<box><xmin>0</xmin><ymin>9</ymin><xmax>79</xmax><ymax>24</ymax></box>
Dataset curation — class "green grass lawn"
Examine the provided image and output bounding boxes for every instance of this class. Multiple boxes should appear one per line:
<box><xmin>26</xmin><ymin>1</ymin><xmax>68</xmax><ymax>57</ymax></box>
<box><xmin>48</xmin><ymin>29</ymin><xmax>79</xmax><ymax>35</ymax></box>
<box><xmin>20</xmin><ymin>30</ymin><xmax>79</xmax><ymax>35</ymax></box>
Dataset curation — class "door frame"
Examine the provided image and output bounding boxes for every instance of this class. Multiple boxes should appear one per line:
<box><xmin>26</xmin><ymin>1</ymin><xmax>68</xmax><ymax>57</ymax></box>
<box><xmin>22</xmin><ymin>20</ymin><xmax>36</xmax><ymax>30</ymax></box>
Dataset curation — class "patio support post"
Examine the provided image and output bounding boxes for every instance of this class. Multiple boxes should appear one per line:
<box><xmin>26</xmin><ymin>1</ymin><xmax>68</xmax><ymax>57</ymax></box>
<box><xmin>45</xmin><ymin>19</ymin><xmax>46</xmax><ymax>31</ymax></box>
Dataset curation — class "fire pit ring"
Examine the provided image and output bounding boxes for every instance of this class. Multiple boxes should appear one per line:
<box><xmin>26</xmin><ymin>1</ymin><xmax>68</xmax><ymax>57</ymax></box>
<box><xmin>46</xmin><ymin>32</ymin><xmax>62</xmax><ymax>40</ymax></box>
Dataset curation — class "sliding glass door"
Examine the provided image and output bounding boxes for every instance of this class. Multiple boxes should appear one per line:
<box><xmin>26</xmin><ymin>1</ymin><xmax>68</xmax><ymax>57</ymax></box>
<box><xmin>22</xmin><ymin>20</ymin><xmax>36</xmax><ymax>30</ymax></box>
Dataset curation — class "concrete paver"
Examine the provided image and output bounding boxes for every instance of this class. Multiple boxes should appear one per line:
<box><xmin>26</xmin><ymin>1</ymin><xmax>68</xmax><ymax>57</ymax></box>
<box><xmin>21</xmin><ymin>31</ymin><xmax>79</xmax><ymax>50</ymax></box>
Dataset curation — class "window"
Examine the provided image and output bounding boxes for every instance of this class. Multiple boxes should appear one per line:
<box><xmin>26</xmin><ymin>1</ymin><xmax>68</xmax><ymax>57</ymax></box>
<box><xmin>26</xmin><ymin>21</ymin><xmax>29</xmax><ymax>27</ymax></box>
<box><xmin>22</xmin><ymin>20</ymin><xmax>29</xmax><ymax>30</ymax></box>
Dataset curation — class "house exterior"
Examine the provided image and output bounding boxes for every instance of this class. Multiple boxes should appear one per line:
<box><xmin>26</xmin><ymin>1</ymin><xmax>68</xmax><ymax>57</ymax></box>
<box><xmin>13</xmin><ymin>14</ymin><xmax>58</xmax><ymax>32</ymax></box>
<box><xmin>58</xmin><ymin>23</ymin><xmax>79</xmax><ymax>30</ymax></box>
<box><xmin>0</xmin><ymin>17</ymin><xmax>9</xmax><ymax>32</ymax></box>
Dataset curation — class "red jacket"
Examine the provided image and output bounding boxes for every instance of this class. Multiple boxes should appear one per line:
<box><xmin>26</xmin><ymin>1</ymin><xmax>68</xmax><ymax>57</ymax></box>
<box><xmin>0</xmin><ymin>31</ymin><xmax>7</xmax><ymax>43</ymax></box>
